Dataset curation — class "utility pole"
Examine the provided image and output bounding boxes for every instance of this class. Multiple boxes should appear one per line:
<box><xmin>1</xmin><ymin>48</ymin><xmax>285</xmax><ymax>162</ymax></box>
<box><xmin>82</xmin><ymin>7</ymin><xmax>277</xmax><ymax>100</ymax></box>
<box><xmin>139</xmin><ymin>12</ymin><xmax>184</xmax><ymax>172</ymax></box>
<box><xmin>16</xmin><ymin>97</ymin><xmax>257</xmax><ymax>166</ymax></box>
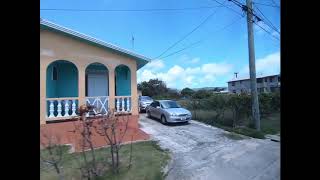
<box><xmin>246</xmin><ymin>0</ymin><xmax>261</xmax><ymax>130</ymax></box>
<box><xmin>234</xmin><ymin>72</ymin><xmax>238</xmax><ymax>79</ymax></box>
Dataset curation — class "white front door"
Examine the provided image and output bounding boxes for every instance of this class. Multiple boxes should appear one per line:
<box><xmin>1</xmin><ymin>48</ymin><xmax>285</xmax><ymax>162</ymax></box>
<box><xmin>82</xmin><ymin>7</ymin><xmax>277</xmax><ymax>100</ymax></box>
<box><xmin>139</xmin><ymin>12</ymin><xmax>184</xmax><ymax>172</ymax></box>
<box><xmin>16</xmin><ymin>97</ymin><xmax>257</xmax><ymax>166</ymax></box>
<box><xmin>87</xmin><ymin>73</ymin><xmax>108</xmax><ymax>96</ymax></box>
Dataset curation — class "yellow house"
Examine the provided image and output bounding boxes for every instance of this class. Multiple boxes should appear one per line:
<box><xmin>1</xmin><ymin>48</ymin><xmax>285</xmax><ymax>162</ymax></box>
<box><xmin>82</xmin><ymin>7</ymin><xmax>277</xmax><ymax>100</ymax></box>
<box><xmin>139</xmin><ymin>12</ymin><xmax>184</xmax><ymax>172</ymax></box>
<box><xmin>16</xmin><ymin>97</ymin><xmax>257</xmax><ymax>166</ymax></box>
<box><xmin>40</xmin><ymin>19</ymin><xmax>151</xmax><ymax>125</ymax></box>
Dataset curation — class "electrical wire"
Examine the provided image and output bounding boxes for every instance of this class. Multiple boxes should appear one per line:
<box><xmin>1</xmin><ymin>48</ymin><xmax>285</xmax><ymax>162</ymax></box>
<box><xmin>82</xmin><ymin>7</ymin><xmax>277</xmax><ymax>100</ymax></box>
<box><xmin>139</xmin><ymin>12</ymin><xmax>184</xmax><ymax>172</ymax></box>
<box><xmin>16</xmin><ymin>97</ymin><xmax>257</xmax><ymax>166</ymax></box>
<box><xmin>210</xmin><ymin>0</ymin><xmax>244</xmax><ymax>17</ymax></box>
<box><xmin>40</xmin><ymin>6</ymin><xmax>225</xmax><ymax>12</ymax></box>
<box><xmin>254</xmin><ymin>21</ymin><xmax>280</xmax><ymax>41</ymax></box>
<box><xmin>153</xmin><ymin>1</ymin><xmax>228</xmax><ymax>60</ymax></box>
<box><xmin>153</xmin><ymin>16</ymin><xmax>243</xmax><ymax>60</ymax></box>
<box><xmin>253</xmin><ymin>4</ymin><xmax>280</xmax><ymax>34</ymax></box>
<box><xmin>253</xmin><ymin>2</ymin><xmax>279</xmax><ymax>8</ymax></box>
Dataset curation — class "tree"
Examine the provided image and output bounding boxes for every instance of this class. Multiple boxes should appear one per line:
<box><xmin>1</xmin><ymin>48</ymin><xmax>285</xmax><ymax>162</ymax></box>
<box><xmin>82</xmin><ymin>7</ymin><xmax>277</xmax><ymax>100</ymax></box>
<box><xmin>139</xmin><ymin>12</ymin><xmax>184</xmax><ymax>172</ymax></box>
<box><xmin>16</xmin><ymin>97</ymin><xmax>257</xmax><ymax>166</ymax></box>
<box><xmin>192</xmin><ymin>89</ymin><xmax>211</xmax><ymax>99</ymax></box>
<box><xmin>207</xmin><ymin>94</ymin><xmax>228</xmax><ymax>123</ymax></box>
<box><xmin>94</xmin><ymin>110</ymin><xmax>130</xmax><ymax>174</ymax></box>
<box><xmin>72</xmin><ymin>105</ymin><xmax>104</xmax><ymax>179</ymax></box>
<box><xmin>40</xmin><ymin>132</ymin><xmax>66</xmax><ymax>180</ymax></box>
<box><xmin>138</xmin><ymin>79</ymin><xmax>168</xmax><ymax>97</ymax></box>
<box><xmin>228</xmin><ymin>93</ymin><xmax>251</xmax><ymax>128</ymax></box>
<box><xmin>181</xmin><ymin>87</ymin><xmax>195</xmax><ymax>97</ymax></box>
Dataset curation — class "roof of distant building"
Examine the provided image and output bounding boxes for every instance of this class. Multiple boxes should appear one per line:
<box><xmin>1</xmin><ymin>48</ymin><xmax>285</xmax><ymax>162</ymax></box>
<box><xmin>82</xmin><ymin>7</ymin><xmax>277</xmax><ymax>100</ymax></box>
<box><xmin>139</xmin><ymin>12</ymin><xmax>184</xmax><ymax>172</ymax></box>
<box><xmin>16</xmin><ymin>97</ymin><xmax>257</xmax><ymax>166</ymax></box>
<box><xmin>228</xmin><ymin>74</ymin><xmax>280</xmax><ymax>83</ymax></box>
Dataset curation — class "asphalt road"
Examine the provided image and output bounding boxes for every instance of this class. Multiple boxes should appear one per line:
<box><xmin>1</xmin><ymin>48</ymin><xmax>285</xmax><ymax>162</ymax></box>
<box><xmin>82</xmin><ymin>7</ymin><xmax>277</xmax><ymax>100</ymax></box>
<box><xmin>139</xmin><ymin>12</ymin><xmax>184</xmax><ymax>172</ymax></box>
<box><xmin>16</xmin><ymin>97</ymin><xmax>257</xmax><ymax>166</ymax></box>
<box><xmin>139</xmin><ymin>114</ymin><xmax>280</xmax><ymax>180</ymax></box>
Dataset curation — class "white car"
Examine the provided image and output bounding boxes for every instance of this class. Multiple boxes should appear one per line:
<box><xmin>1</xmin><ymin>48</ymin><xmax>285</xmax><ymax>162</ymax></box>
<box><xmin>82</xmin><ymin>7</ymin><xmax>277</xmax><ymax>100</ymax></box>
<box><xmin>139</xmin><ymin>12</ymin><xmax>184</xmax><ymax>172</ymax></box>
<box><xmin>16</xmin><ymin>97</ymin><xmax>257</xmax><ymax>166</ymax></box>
<box><xmin>146</xmin><ymin>100</ymin><xmax>192</xmax><ymax>124</ymax></box>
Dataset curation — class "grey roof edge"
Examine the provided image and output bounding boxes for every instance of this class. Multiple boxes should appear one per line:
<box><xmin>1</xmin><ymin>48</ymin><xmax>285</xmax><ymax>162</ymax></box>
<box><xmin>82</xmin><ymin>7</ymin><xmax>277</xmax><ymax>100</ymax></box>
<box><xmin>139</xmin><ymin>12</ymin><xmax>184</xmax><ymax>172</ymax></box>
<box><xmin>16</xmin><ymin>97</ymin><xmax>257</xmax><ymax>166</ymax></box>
<box><xmin>40</xmin><ymin>18</ymin><xmax>151</xmax><ymax>65</ymax></box>
<box><xmin>227</xmin><ymin>74</ymin><xmax>280</xmax><ymax>83</ymax></box>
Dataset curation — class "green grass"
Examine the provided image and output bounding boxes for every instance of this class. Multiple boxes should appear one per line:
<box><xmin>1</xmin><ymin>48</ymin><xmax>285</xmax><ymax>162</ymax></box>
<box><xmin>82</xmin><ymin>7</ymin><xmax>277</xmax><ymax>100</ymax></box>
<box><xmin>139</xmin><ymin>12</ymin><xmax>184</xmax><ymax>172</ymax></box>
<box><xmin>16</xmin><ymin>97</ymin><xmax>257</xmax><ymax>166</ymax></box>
<box><xmin>40</xmin><ymin>141</ymin><xmax>170</xmax><ymax>180</ymax></box>
<box><xmin>222</xmin><ymin>132</ymin><xmax>246</xmax><ymax>140</ymax></box>
<box><xmin>260</xmin><ymin>112</ymin><xmax>280</xmax><ymax>135</ymax></box>
<box><xmin>188</xmin><ymin>109</ymin><xmax>280</xmax><ymax>139</ymax></box>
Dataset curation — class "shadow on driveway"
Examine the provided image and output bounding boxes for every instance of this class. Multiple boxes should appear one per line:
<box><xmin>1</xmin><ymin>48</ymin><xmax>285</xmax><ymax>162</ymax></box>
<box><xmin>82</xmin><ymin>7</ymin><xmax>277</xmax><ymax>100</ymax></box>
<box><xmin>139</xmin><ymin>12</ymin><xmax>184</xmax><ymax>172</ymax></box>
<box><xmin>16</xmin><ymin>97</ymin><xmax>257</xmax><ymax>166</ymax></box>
<box><xmin>143</xmin><ymin>115</ymin><xmax>190</xmax><ymax>127</ymax></box>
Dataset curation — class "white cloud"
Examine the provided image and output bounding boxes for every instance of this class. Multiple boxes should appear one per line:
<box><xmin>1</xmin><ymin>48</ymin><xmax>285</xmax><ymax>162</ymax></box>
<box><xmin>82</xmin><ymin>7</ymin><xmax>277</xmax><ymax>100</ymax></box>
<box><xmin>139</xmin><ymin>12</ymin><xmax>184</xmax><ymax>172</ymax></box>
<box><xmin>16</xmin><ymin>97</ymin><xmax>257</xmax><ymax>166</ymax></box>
<box><xmin>142</xmin><ymin>59</ymin><xmax>164</xmax><ymax>72</ymax></box>
<box><xmin>189</xmin><ymin>58</ymin><xmax>200</xmax><ymax>64</ymax></box>
<box><xmin>138</xmin><ymin>60</ymin><xmax>233</xmax><ymax>89</ymax></box>
<box><xmin>202</xmin><ymin>63</ymin><xmax>233</xmax><ymax>75</ymax></box>
<box><xmin>239</xmin><ymin>51</ymin><xmax>280</xmax><ymax>78</ymax></box>
<box><xmin>177</xmin><ymin>55</ymin><xmax>200</xmax><ymax>64</ymax></box>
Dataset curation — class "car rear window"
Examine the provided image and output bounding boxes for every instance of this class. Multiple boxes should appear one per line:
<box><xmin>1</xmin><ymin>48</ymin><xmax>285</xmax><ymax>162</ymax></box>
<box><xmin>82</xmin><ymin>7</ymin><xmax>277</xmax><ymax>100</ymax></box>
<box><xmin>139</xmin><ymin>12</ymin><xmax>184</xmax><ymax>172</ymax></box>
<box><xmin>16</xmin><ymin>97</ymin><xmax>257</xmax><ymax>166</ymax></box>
<box><xmin>141</xmin><ymin>96</ymin><xmax>153</xmax><ymax>101</ymax></box>
<box><xmin>161</xmin><ymin>101</ymin><xmax>181</xmax><ymax>109</ymax></box>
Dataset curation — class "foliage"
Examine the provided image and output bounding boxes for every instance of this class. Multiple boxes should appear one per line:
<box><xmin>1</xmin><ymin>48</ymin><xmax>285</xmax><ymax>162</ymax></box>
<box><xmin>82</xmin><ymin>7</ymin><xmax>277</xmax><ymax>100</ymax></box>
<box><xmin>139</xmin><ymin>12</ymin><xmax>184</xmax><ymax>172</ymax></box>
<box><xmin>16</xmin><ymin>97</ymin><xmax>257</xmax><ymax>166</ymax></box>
<box><xmin>191</xmin><ymin>89</ymin><xmax>212</xmax><ymax>99</ymax></box>
<box><xmin>228</xmin><ymin>93</ymin><xmax>252</xmax><ymax>128</ymax></box>
<box><xmin>40</xmin><ymin>141</ymin><xmax>170</xmax><ymax>180</ymax></box>
<box><xmin>178</xmin><ymin>92</ymin><xmax>280</xmax><ymax>137</ymax></box>
<box><xmin>180</xmin><ymin>87</ymin><xmax>195</xmax><ymax>97</ymax></box>
<box><xmin>138</xmin><ymin>79</ymin><xmax>168</xmax><ymax>97</ymax></box>
<box><xmin>94</xmin><ymin>110</ymin><xmax>130</xmax><ymax>174</ymax></box>
<box><xmin>40</xmin><ymin>133</ymin><xmax>68</xmax><ymax>180</ymax></box>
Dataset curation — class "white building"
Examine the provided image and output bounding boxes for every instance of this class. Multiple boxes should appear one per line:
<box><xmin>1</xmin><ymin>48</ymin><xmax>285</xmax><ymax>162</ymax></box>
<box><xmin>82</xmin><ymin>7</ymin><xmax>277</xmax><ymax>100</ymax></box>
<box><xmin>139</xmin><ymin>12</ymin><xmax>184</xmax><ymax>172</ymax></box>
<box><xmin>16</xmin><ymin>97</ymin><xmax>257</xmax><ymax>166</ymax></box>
<box><xmin>228</xmin><ymin>74</ymin><xmax>280</xmax><ymax>94</ymax></box>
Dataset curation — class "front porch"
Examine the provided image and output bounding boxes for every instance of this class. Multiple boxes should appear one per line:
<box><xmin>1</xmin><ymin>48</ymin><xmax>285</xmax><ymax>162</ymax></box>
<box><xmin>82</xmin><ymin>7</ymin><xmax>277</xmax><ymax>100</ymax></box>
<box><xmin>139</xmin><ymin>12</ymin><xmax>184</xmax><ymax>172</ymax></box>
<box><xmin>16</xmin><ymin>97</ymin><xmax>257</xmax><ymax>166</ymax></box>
<box><xmin>42</xmin><ymin>60</ymin><xmax>138</xmax><ymax>123</ymax></box>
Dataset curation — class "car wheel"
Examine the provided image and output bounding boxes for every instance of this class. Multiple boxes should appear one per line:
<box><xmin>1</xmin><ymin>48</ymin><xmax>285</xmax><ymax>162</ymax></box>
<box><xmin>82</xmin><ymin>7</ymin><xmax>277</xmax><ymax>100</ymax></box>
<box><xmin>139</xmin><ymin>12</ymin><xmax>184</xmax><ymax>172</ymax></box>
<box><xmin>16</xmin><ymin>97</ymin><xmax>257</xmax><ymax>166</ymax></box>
<box><xmin>161</xmin><ymin>115</ymin><xmax>167</xmax><ymax>125</ymax></box>
<box><xmin>147</xmin><ymin>110</ymin><xmax>151</xmax><ymax>118</ymax></box>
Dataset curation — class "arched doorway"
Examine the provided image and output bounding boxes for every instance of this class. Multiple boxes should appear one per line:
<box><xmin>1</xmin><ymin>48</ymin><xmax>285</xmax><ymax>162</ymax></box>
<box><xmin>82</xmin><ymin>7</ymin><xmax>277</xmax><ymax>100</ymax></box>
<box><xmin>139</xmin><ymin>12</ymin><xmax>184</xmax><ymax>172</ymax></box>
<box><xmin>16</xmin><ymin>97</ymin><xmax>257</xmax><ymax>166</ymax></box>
<box><xmin>85</xmin><ymin>63</ymin><xmax>109</xmax><ymax>115</ymax></box>
<box><xmin>115</xmin><ymin>65</ymin><xmax>131</xmax><ymax>96</ymax></box>
<box><xmin>115</xmin><ymin>65</ymin><xmax>131</xmax><ymax>112</ymax></box>
<box><xmin>46</xmin><ymin>60</ymin><xmax>78</xmax><ymax>118</ymax></box>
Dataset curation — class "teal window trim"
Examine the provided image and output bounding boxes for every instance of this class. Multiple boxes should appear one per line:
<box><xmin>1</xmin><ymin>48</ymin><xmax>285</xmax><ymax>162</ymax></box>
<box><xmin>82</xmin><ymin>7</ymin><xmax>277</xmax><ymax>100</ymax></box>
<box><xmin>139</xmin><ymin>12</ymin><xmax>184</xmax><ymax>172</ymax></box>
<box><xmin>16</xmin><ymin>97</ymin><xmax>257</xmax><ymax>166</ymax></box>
<box><xmin>52</xmin><ymin>66</ymin><xmax>58</xmax><ymax>81</ymax></box>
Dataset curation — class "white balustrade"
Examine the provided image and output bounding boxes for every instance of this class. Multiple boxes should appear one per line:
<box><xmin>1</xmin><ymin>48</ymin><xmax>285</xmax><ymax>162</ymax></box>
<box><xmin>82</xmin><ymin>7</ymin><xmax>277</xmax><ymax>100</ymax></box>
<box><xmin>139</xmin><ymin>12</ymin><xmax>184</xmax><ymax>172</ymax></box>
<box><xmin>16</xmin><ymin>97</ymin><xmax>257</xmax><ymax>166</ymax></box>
<box><xmin>64</xmin><ymin>100</ymin><xmax>70</xmax><ymax>117</ymax></box>
<box><xmin>48</xmin><ymin>100</ymin><xmax>54</xmax><ymax>118</ymax></box>
<box><xmin>46</xmin><ymin>96</ymin><xmax>132</xmax><ymax>120</ymax></box>
<box><xmin>86</xmin><ymin>96</ymin><xmax>109</xmax><ymax>115</ymax></box>
<box><xmin>71</xmin><ymin>100</ymin><xmax>77</xmax><ymax>116</ymax></box>
<box><xmin>126</xmin><ymin>97</ymin><xmax>130</xmax><ymax>112</ymax></box>
<box><xmin>116</xmin><ymin>98</ymin><xmax>120</xmax><ymax>112</ymax></box>
<box><xmin>46</xmin><ymin>98</ymin><xmax>78</xmax><ymax>119</ymax></box>
<box><xmin>122</xmin><ymin>98</ymin><xmax>125</xmax><ymax>112</ymax></box>
<box><xmin>115</xmin><ymin>96</ymin><xmax>132</xmax><ymax>113</ymax></box>
<box><xmin>57</xmin><ymin>100</ymin><xmax>62</xmax><ymax>117</ymax></box>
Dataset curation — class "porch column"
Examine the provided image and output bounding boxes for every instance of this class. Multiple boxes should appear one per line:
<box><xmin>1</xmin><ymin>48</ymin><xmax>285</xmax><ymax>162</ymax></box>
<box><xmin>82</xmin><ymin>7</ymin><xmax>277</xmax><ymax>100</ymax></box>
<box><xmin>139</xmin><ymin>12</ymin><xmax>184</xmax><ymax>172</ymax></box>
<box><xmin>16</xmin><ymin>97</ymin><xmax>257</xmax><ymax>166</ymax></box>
<box><xmin>78</xmin><ymin>65</ymin><xmax>86</xmax><ymax>107</ymax></box>
<box><xmin>108</xmin><ymin>67</ymin><xmax>115</xmax><ymax>111</ymax></box>
<box><xmin>130</xmin><ymin>65</ymin><xmax>138</xmax><ymax>115</ymax></box>
<box><xmin>40</xmin><ymin>62</ymin><xmax>47</xmax><ymax>125</ymax></box>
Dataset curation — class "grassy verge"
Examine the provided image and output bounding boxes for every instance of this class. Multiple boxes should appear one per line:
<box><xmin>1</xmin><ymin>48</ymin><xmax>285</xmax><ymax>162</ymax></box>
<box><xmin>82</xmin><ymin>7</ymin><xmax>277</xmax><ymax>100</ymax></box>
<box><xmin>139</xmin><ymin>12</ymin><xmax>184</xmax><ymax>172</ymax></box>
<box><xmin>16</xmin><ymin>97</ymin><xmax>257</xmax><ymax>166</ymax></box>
<box><xmin>190</xmin><ymin>110</ymin><xmax>280</xmax><ymax>139</ymax></box>
<box><xmin>40</xmin><ymin>141</ymin><xmax>170</xmax><ymax>180</ymax></box>
<box><xmin>222</xmin><ymin>132</ymin><xmax>246</xmax><ymax>140</ymax></box>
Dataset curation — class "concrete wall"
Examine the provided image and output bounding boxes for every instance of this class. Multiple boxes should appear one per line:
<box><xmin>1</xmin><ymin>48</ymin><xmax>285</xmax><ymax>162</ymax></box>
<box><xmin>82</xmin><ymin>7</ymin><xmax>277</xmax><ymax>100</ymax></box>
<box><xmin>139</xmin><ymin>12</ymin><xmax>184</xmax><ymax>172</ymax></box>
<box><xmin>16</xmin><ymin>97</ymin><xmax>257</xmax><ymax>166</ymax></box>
<box><xmin>40</xmin><ymin>29</ymin><xmax>139</xmax><ymax>124</ymax></box>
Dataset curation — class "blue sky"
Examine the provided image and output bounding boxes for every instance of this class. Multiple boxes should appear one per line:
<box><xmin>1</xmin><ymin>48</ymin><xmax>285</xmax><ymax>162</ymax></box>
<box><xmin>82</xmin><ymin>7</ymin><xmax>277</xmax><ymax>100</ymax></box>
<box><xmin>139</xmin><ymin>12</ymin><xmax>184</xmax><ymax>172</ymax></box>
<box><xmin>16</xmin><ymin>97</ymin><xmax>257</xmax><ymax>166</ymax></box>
<box><xmin>40</xmin><ymin>0</ymin><xmax>280</xmax><ymax>89</ymax></box>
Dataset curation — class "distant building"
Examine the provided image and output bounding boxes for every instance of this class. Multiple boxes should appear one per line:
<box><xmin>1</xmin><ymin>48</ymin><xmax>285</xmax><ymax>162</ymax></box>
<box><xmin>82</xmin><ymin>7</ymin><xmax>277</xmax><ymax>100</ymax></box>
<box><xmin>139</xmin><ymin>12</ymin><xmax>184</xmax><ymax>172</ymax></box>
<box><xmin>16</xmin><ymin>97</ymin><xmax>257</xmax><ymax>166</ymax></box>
<box><xmin>193</xmin><ymin>87</ymin><xmax>228</xmax><ymax>93</ymax></box>
<box><xmin>228</xmin><ymin>74</ymin><xmax>280</xmax><ymax>94</ymax></box>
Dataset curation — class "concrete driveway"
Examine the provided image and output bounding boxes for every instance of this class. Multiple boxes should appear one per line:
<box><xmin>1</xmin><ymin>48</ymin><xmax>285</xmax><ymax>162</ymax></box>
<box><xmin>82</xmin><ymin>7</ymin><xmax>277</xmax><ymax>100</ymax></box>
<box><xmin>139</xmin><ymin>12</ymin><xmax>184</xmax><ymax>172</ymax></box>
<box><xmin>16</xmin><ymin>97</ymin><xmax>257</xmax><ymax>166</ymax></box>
<box><xmin>139</xmin><ymin>114</ymin><xmax>280</xmax><ymax>180</ymax></box>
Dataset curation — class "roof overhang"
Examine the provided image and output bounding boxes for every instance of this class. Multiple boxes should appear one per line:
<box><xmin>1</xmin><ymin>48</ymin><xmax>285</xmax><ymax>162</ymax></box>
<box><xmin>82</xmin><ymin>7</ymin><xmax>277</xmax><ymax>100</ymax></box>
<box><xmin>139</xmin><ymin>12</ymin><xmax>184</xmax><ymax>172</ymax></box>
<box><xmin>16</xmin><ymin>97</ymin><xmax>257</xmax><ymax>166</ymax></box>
<box><xmin>40</xmin><ymin>18</ymin><xmax>151</xmax><ymax>70</ymax></box>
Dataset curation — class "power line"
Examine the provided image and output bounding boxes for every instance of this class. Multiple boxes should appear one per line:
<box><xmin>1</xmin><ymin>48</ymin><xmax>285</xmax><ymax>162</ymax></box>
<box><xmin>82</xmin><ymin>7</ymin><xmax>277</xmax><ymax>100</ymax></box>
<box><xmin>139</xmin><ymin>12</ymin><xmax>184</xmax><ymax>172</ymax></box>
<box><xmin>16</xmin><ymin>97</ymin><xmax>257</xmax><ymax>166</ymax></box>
<box><xmin>270</xmin><ymin>0</ymin><xmax>279</xmax><ymax>6</ymax></box>
<box><xmin>225</xmin><ymin>0</ymin><xmax>280</xmax><ymax>42</ymax></box>
<box><xmin>253</xmin><ymin>2</ymin><xmax>279</xmax><ymax>8</ymax></box>
<box><xmin>254</xmin><ymin>21</ymin><xmax>280</xmax><ymax>41</ymax></box>
<box><xmin>40</xmin><ymin>6</ymin><xmax>224</xmax><ymax>12</ymax></box>
<box><xmin>153</xmin><ymin>1</ymin><xmax>227</xmax><ymax>60</ymax></box>
<box><xmin>159</xmin><ymin>40</ymin><xmax>203</xmax><ymax>59</ymax></box>
<box><xmin>210</xmin><ymin>0</ymin><xmax>244</xmax><ymax>17</ymax></box>
<box><xmin>154</xmin><ymin>16</ymin><xmax>244</xmax><ymax>60</ymax></box>
<box><xmin>253</xmin><ymin>3</ymin><xmax>280</xmax><ymax>34</ymax></box>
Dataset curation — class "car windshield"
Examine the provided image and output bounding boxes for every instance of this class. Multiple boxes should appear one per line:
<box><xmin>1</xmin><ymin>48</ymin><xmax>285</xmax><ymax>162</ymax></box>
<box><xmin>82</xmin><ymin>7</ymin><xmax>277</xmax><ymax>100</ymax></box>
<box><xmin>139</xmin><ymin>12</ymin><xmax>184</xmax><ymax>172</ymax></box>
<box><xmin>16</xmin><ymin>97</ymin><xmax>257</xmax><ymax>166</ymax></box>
<box><xmin>140</xmin><ymin>96</ymin><xmax>153</xmax><ymax>101</ymax></box>
<box><xmin>161</xmin><ymin>101</ymin><xmax>181</xmax><ymax>109</ymax></box>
